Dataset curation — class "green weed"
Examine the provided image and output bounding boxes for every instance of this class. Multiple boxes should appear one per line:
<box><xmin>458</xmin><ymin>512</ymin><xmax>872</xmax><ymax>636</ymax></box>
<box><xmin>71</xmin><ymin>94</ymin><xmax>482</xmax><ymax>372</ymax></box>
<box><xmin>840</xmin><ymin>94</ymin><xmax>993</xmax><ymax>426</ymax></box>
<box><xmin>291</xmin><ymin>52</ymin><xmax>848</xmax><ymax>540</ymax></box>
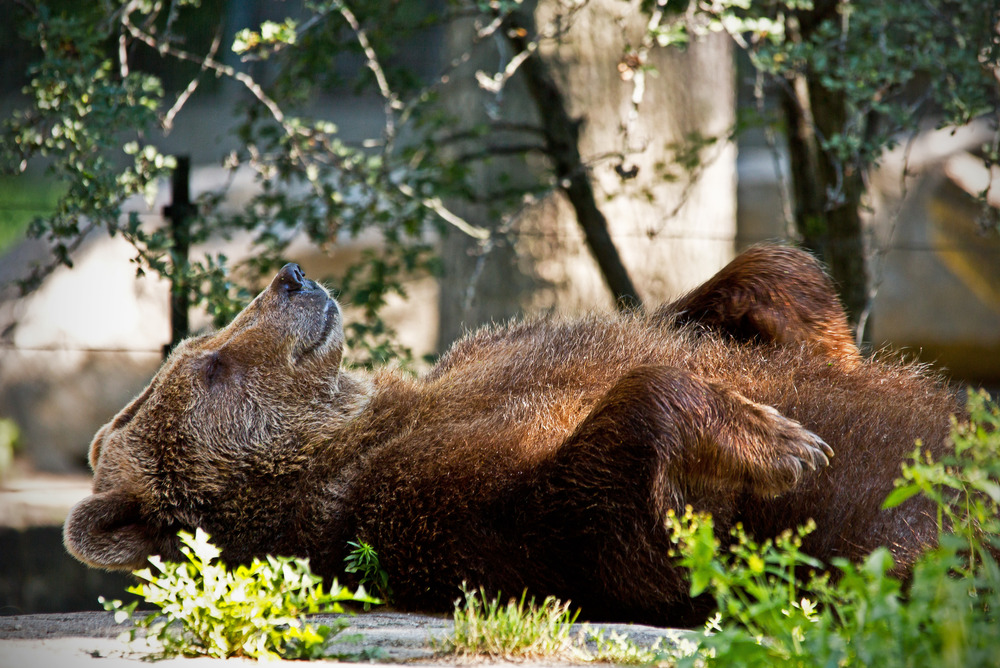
<box><xmin>344</xmin><ymin>539</ymin><xmax>392</xmax><ymax>605</ymax></box>
<box><xmin>438</xmin><ymin>586</ymin><xmax>582</xmax><ymax>660</ymax></box>
<box><xmin>439</xmin><ymin>587</ymin><xmax>695</xmax><ymax>664</ymax></box>
<box><xmin>584</xmin><ymin>627</ymin><xmax>692</xmax><ymax>665</ymax></box>
<box><xmin>102</xmin><ymin>528</ymin><xmax>379</xmax><ymax>660</ymax></box>
<box><xmin>436</xmin><ymin>588</ymin><xmax>697</xmax><ymax>666</ymax></box>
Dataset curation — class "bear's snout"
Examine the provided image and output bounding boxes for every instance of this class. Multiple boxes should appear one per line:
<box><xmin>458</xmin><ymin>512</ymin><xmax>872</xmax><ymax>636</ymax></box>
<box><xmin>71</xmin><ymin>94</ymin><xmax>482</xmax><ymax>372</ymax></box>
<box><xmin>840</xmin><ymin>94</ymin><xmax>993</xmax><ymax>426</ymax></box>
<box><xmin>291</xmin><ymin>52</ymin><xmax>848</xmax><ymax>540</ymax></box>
<box><xmin>270</xmin><ymin>262</ymin><xmax>327</xmax><ymax>300</ymax></box>
<box><xmin>273</xmin><ymin>262</ymin><xmax>307</xmax><ymax>293</ymax></box>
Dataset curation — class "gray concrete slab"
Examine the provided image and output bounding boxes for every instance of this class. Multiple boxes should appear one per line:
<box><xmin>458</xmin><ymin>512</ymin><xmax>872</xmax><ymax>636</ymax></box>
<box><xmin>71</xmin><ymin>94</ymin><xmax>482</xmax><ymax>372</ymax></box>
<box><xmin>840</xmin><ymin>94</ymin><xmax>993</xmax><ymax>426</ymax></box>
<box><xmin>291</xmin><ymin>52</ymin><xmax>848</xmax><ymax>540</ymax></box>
<box><xmin>0</xmin><ymin>610</ymin><xmax>692</xmax><ymax>667</ymax></box>
<box><xmin>0</xmin><ymin>610</ymin><xmax>449</xmax><ymax>666</ymax></box>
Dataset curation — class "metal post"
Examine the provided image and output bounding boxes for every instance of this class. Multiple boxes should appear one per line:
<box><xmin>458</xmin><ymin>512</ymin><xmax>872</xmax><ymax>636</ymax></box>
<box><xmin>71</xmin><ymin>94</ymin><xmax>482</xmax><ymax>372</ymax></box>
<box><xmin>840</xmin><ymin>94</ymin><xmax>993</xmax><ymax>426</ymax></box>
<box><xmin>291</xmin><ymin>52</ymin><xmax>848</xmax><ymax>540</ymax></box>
<box><xmin>162</xmin><ymin>156</ymin><xmax>194</xmax><ymax>359</ymax></box>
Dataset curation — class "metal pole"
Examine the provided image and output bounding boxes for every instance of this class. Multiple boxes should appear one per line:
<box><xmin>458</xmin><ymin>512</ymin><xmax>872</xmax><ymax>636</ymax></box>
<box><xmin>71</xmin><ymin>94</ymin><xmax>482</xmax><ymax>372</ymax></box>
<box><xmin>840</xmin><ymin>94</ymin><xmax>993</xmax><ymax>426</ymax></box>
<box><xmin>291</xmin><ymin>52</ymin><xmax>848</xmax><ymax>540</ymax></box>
<box><xmin>162</xmin><ymin>156</ymin><xmax>193</xmax><ymax>358</ymax></box>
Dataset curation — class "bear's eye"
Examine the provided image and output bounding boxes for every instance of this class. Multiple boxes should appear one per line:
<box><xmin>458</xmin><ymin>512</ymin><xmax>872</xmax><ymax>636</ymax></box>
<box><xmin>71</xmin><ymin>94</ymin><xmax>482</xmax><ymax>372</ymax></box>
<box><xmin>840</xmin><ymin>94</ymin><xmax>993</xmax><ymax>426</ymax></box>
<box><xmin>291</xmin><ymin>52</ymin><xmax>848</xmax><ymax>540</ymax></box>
<box><xmin>203</xmin><ymin>352</ymin><xmax>226</xmax><ymax>387</ymax></box>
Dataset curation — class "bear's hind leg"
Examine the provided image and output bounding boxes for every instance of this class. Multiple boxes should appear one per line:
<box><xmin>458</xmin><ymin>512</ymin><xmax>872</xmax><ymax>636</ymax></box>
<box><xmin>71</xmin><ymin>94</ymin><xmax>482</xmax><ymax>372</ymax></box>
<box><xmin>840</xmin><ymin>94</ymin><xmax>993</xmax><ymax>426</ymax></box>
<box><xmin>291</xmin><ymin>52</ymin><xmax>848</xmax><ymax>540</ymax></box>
<box><xmin>654</xmin><ymin>244</ymin><xmax>859</xmax><ymax>361</ymax></box>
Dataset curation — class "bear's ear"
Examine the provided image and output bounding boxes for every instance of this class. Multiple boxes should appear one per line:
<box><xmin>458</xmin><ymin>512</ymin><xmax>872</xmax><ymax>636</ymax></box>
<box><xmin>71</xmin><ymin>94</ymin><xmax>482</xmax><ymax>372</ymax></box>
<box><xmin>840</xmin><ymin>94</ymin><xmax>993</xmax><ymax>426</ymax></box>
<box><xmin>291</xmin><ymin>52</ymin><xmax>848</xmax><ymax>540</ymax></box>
<box><xmin>63</xmin><ymin>490</ymin><xmax>160</xmax><ymax>571</ymax></box>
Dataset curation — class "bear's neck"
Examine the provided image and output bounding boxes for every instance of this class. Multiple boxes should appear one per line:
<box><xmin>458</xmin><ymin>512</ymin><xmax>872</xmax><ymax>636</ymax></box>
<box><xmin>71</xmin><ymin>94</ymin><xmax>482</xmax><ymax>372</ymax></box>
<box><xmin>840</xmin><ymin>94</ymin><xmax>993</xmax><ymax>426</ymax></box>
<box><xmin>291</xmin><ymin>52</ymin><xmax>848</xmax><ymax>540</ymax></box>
<box><xmin>330</xmin><ymin>369</ymin><xmax>375</xmax><ymax>424</ymax></box>
<box><xmin>290</xmin><ymin>368</ymin><xmax>375</xmax><ymax>459</ymax></box>
<box><xmin>310</xmin><ymin>367</ymin><xmax>414</xmax><ymax>467</ymax></box>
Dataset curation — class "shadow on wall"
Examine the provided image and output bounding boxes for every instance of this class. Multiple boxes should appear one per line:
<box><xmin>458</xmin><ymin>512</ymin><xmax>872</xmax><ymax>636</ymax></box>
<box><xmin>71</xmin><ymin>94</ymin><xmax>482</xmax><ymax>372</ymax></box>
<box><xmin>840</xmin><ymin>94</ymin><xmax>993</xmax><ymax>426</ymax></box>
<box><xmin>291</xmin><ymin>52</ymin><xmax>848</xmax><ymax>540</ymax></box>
<box><xmin>0</xmin><ymin>352</ymin><xmax>161</xmax><ymax>473</ymax></box>
<box><xmin>0</xmin><ymin>526</ymin><xmax>139</xmax><ymax>615</ymax></box>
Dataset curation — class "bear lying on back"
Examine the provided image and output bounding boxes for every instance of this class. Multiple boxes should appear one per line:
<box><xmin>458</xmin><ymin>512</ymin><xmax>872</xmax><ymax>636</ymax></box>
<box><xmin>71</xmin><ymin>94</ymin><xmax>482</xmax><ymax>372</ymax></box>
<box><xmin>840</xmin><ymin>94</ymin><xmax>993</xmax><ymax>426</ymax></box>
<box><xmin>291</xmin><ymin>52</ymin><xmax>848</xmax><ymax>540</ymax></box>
<box><xmin>64</xmin><ymin>245</ymin><xmax>959</xmax><ymax>625</ymax></box>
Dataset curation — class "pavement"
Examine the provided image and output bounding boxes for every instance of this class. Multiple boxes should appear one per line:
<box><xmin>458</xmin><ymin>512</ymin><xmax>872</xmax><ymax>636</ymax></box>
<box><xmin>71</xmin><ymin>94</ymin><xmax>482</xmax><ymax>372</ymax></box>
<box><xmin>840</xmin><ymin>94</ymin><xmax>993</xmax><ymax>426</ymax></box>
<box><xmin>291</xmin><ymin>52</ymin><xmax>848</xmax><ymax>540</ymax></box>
<box><xmin>0</xmin><ymin>610</ymin><xmax>450</xmax><ymax>667</ymax></box>
<box><xmin>0</xmin><ymin>610</ymin><xmax>691</xmax><ymax>667</ymax></box>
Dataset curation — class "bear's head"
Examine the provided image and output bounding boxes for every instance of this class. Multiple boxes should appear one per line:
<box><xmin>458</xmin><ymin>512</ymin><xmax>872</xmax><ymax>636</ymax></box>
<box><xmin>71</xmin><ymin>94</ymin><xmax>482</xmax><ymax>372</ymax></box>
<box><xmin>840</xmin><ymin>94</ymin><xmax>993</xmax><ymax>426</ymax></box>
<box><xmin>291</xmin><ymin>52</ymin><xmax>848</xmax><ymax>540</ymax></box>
<box><xmin>64</xmin><ymin>263</ymin><xmax>365</xmax><ymax>570</ymax></box>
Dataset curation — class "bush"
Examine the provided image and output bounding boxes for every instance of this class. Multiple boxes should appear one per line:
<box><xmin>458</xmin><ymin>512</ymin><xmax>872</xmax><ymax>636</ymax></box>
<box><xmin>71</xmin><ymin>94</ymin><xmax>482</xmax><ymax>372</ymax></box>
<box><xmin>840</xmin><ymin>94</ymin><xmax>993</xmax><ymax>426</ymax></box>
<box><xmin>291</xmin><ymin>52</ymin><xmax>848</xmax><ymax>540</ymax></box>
<box><xmin>668</xmin><ymin>390</ymin><xmax>1000</xmax><ymax>667</ymax></box>
<box><xmin>102</xmin><ymin>528</ymin><xmax>379</xmax><ymax>660</ymax></box>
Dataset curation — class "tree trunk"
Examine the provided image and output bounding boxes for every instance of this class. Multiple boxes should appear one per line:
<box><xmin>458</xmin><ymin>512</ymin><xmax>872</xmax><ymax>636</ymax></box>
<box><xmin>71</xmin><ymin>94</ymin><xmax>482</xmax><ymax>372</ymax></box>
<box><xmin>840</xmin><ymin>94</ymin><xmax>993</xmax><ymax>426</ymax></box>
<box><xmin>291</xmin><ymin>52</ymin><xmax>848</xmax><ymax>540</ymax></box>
<box><xmin>783</xmin><ymin>76</ymin><xmax>869</xmax><ymax>329</ymax></box>
<box><xmin>781</xmin><ymin>9</ymin><xmax>870</xmax><ymax>332</ymax></box>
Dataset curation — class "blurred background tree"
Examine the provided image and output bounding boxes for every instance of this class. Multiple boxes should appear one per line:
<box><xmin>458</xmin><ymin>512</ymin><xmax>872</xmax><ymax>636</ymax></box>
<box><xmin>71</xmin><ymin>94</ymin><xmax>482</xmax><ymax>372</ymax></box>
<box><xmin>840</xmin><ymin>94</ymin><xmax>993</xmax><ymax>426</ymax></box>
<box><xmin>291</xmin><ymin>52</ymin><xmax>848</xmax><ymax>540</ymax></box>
<box><xmin>692</xmin><ymin>0</ymin><xmax>1000</xmax><ymax>333</ymax></box>
<box><xmin>2</xmin><ymin>0</ymin><xmax>998</xmax><ymax>359</ymax></box>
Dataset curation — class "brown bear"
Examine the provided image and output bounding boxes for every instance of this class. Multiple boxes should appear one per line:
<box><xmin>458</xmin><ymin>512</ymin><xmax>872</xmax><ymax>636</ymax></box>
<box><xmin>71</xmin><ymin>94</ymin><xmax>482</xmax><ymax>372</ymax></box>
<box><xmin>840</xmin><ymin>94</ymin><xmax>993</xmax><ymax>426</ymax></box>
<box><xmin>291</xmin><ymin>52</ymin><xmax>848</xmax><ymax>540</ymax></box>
<box><xmin>64</xmin><ymin>245</ymin><xmax>960</xmax><ymax>625</ymax></box>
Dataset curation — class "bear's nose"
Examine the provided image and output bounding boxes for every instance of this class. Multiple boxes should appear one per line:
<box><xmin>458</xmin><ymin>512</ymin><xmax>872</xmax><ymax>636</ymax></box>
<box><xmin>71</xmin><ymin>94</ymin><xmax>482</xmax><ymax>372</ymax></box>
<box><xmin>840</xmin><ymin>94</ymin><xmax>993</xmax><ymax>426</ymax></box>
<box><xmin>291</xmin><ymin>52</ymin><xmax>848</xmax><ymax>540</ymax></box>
<box><xmin>274</xmin><ymin>263</ymin><xmax>306</xmax><ymax>292</ymax></box>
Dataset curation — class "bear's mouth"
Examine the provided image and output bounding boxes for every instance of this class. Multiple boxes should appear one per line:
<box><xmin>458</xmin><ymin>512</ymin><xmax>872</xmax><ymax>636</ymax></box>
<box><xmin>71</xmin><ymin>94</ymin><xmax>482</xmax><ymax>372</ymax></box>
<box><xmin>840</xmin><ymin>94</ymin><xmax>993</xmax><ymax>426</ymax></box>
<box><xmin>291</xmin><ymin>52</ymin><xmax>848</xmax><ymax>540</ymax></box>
<box><xmin>294</xmin><ymin>297</ymin><xmax>340</xmax><ymax>363</ymax></box>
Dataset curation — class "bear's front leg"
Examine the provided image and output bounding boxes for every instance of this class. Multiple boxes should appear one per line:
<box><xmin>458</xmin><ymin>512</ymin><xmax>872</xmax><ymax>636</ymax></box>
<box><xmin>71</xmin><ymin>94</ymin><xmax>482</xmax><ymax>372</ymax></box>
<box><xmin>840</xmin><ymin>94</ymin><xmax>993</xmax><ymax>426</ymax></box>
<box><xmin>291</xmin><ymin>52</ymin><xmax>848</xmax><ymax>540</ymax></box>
<box><xmin>555</xmin><ymin>365</ymin><xmax>832</xmax><ymax>502</ymax></box>
<box><xmin>521</xmin><ymin>365</ymin><xmax>832</xmax><ymax>624</ymax></box>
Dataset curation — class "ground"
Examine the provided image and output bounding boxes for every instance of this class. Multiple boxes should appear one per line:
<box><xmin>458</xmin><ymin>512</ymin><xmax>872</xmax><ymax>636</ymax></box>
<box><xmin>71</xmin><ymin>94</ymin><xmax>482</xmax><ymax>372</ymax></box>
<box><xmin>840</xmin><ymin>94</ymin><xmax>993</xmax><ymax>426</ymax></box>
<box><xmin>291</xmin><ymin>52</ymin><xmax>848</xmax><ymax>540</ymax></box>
<box><xmin>0</xmin><ymin>610</ymin><xmax>686</xmax><ymax>667</ymax></box>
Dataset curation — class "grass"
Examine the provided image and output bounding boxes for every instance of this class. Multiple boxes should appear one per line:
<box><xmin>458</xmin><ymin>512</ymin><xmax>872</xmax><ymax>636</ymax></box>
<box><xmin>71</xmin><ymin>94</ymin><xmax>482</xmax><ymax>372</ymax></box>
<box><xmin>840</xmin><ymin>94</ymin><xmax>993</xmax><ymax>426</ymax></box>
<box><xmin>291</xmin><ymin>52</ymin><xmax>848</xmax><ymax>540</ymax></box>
<box><xmin>0</xmin><ymin>175</ymin><xmax>63</xmax><ymax>254</ymax></box>
<box><xmin>438</xmin><ymin>586</ymin><xmax>582</xmax><ymax>660</ymax></box>
<box><xmin>438</xmin><ymin>587</ymin><xmax>695</xmax><ymax>664</ymax></box>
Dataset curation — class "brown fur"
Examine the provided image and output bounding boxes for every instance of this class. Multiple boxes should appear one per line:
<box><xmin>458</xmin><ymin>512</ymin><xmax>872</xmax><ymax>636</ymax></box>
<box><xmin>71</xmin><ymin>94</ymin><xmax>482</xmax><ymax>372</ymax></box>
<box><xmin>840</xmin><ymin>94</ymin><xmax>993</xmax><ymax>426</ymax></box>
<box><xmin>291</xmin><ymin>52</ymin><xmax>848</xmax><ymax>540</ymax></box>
<box><xmin>64</xmin><ymin>247</ymin><xmax>960</xmax><ymax>625</ymax></box>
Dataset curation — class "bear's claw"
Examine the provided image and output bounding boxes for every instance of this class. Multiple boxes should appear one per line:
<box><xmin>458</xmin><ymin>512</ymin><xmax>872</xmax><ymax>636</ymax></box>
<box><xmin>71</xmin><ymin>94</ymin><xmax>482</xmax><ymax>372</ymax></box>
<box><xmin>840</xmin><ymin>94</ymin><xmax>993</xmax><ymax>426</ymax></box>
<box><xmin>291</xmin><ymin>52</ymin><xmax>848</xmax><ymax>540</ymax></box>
<box><xmin>745</xmin><ymin>401</ymin><xmax>834</xmax><ymax>496</ymax></box>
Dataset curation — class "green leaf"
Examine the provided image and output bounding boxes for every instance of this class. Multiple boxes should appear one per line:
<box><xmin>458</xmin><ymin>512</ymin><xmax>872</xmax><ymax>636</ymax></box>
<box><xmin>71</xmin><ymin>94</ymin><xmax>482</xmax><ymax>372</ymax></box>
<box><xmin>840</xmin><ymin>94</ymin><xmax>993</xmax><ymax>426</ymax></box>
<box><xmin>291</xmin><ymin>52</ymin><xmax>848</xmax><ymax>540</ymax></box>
<box><xmin>968</xmin><ymin>479</ymin><xmax>1000</xmax><ymax>504</ymax></box>
<box><xmin>881</xmin><ymin>484</ymin><xmax>921</xmax><ymax>509</ymax></box>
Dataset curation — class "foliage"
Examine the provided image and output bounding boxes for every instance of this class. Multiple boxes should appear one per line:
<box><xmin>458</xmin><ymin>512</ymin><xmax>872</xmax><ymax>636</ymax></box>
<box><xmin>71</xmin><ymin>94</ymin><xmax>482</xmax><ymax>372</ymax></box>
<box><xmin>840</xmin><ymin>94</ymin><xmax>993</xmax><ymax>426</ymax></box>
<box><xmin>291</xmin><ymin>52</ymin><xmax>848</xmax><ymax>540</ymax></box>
<box><xmin>438</xmin><ymin>586</ymin><xmax>581</xmax><ymax>660</ymax></box>
<box><xmin>101</xmin><ymin>528</ymin><xmax>380</xmax><ymax>660</ymax></box>
<box><xmin>584</xmin><ymin>627</ymin><xmax>690</xmax><ymax>665</ymax></box>
<box><xmin>0</xmin><ymin>0</ymin><xmax>1000</xmax><ymax>354</ymax></box>
<box><xmin>668</xmin><ymin>389</ymin><xmax>1000</xmax><ymax>668</ymax></box>
<box><xmin>681</xmin><ymin>0</ymin><xmax>1000</xmax><ymax>205</ymax></box>
<box><xmin>2</xmin><ymin>0</ymin><xmax>464</xmax><ymax>366</ymax></box>
<box><xmin>344</xmin><ymin>539</ymin><xmax>392</xmax><ymax>605</ymax></box>
<box><xmin>4</xmin><ymin>0</ymin><xmax>997</xmax><ymax>361</ymax></box>
<box><xmin>0</xmin><ymin>418</ymin><xmax>20</xmax><ymax>476</ymax></box>
<box><xmin>3</xmin><ymin>5</ymin><xmax>174</xmax><ymax>288</ymax></box>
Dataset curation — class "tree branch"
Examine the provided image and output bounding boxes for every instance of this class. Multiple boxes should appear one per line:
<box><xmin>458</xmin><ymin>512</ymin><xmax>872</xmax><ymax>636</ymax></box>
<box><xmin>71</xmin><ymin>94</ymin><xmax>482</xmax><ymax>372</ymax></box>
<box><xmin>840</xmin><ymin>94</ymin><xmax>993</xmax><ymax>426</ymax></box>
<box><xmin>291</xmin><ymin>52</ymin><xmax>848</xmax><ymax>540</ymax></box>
<box><xmin>503</xmin><ymin>10</ymin><xmax>642</xmax><ymax>311</ymax></box>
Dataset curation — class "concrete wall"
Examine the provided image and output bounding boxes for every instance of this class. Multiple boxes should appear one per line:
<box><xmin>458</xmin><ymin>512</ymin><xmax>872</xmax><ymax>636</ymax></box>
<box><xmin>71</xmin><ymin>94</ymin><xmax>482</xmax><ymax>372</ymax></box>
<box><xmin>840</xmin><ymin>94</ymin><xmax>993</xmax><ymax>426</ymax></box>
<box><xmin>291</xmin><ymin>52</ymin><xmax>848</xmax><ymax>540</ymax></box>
<box><xmin>737</xmin><ymin>121</ymin><xmax>1000</xmax><ymax>381</ymax></box>
<box><xmin>437</xmin><ymin>0</ymin><xmax>737</xmax><ymax>345</ymax></box>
